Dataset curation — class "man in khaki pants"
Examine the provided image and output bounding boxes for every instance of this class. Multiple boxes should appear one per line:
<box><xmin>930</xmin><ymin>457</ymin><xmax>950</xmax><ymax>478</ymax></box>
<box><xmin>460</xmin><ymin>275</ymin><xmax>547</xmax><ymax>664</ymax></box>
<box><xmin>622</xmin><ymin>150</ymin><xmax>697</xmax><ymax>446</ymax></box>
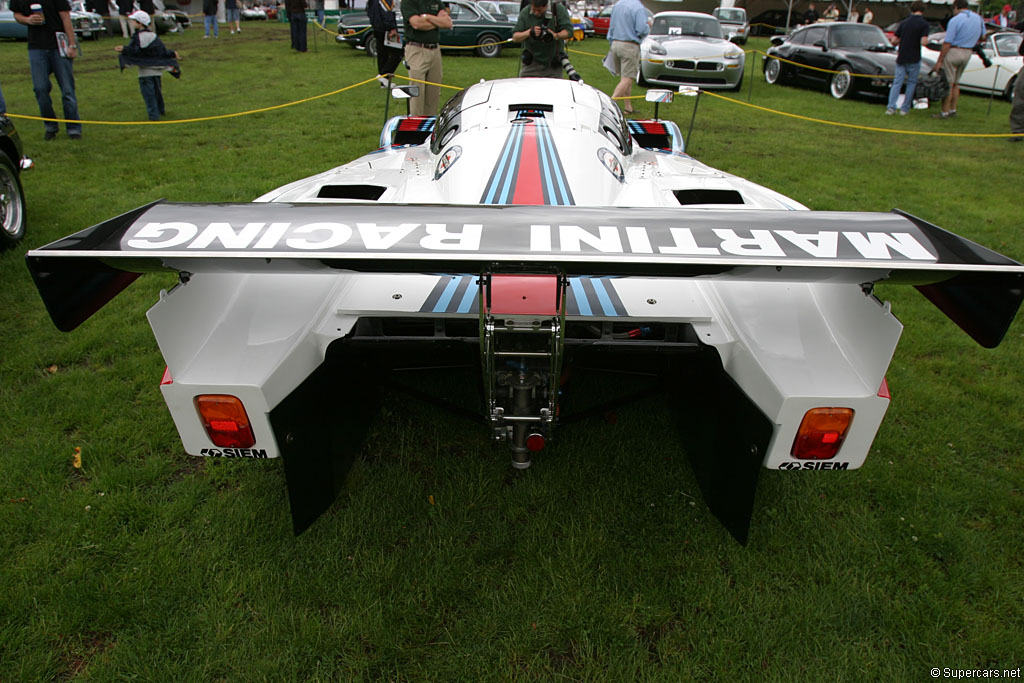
<box><xmin>402</xmin><ymin>0</ymin><xmax>451</xmax><ymax>116</ymax></box>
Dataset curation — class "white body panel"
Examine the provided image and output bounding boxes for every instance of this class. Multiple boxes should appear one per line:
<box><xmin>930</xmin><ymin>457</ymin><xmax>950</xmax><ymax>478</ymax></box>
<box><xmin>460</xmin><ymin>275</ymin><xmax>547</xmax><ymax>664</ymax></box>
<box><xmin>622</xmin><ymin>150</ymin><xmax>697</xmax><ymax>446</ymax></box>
<box><xmin>148</xmin><ymin>78</ymin><xmax>905</xmax><ymax>470</ymax></box>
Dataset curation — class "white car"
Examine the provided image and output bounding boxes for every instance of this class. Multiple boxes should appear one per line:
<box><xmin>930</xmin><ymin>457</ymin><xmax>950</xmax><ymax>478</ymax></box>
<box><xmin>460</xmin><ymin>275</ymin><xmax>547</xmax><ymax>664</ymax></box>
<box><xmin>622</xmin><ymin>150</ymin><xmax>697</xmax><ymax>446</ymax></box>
<box><xmin>477</xmin><ymin>0</ymin><xmax>518</xmax><ymax>21</ymax></box>
<box><xmin>241</xmin><ymin>5</ymin><xmax>268</xmax><ymax>20</ymax></box>
<box><xmin>26</xmin><ymin>79</ymin><xmax>1024</xmax><ymax>542</ymax></box>
<box><xmin>712</xmin><ymin>6</ymin><xmax>748</xmax><ymax>45</ymax></box>
<box><xmin>923</xmin><ymin>31</ymin><xmax>1021</xmax><ymax>100</ymax></box>
<box><xmin>640</xmin><ymin>11</ymin><xmax>746</xmax><ymax>90</ymax></box>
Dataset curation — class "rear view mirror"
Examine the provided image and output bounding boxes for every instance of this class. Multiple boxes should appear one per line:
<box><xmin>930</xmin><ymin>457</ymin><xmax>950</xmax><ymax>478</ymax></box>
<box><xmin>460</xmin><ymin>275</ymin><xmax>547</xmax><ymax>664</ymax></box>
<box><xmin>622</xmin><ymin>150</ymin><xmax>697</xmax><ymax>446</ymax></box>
<box><xmin>645</xmin><ymin>89</ymin><xmax>675</xmax><ymax>103</ymax></box>
<box><xmin>391</xmin><ymin>85</ymin><xmax>420</xmax><ymax>99</ymax></box>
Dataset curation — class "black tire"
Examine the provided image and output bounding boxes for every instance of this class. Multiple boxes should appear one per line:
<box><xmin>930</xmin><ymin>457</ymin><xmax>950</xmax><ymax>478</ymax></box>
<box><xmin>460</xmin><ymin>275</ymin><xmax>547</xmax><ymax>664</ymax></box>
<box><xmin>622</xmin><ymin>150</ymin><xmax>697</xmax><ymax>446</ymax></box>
<box><xmin>636</xmin><ymin>65</ymin><xmax>650</xmax><ymax>87</ymax></box>
<box><xmin>475</xmin><ymin>34</ymin><xmax>502</xmax><ymax>58</ymax></box>
<box><xmin>730</xmin><ymin>70</ymin><xmax>744</xmax><ymax>92</ymax></box>
<box><xmin>364</xmin><ymin>33</ymin><xmax>378</xmax><ymax>59</ymax></box>
<box><xmin>0</xmin><ymin>153</ymin><xmax>26</xmax><ymax>249</ymax></box>
<box><xmin>829</xmin><ymin>65</ymin><xmax>853</xmax><ymax>99</ymax></box>
<box><xmin>763</xmin><ymin>56</ymin><xmax>783</xmax><ymax>84</ymax></box>
<box><xmin>1003</xmin><ymin>75</ymin><xmax>1015</xmax><ymax>102</ymax></box>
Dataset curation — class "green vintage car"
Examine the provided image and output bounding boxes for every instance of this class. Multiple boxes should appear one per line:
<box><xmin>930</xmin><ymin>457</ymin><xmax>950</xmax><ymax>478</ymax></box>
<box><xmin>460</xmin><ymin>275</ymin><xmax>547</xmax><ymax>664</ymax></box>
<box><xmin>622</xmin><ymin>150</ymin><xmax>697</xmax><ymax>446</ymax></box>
<box><xmin>335</xmin><ymin>0</ymin><xmax>515</xmax><ymax>59</ymax></box>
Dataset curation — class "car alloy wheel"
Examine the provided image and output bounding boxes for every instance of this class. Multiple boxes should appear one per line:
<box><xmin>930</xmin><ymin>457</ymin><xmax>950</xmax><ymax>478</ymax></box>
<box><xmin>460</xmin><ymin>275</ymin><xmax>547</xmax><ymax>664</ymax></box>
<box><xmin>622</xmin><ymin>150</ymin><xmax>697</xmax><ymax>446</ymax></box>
<box><xmin>476</xmin><ymin>34</ymin><xmax>502</xmax><ymax>58</ymax></box>
<box><xmin>764</xmin><ymin>57</ymin><xmax>782</xmax><ymax>84</ymax></box>
<box><xmin>829</xmin><ymin>65</ymin><xmax>852</xmax><ymax>99</ymax></box>
<box><xmin>0</xmin><ymin>154</ymin><xmax>26</xmax><ymax>249</ymax></box>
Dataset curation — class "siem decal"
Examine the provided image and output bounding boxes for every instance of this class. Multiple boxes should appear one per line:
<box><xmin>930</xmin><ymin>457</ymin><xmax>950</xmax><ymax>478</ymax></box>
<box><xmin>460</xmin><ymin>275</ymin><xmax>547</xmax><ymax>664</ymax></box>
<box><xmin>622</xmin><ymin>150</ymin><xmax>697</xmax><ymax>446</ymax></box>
<box><xmin>201</xmin><ymin>447</ymin><xmax>269</xmax><ymax>459</ymax></box>
<box><xmin>778</xmin><ymin>461</ymin><xmax>850</xmax><ymax>470</ymax></box>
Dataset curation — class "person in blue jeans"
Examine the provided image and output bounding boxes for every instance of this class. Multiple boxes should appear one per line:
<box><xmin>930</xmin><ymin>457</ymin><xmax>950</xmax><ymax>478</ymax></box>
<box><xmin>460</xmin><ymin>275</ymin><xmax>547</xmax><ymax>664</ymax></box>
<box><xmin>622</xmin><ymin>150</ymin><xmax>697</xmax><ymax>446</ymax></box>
<box><xmin>886</xmin><ymin>1</ymin><xmax>931</xmax><ymax>116</ymax></box>
<box><xmin>11</xmin><ymin>0</ymin><xmax>81</xmax><ymax>139</ymax></box>
<box><xmin>115</xmin><ymin>11</ymin><xmax>181</xmax><ymax>121</ymax></box>
<box><xmin>203</xmin><ymin>0</ymin><xmax>219</xmax><ymax>37</ymax></box>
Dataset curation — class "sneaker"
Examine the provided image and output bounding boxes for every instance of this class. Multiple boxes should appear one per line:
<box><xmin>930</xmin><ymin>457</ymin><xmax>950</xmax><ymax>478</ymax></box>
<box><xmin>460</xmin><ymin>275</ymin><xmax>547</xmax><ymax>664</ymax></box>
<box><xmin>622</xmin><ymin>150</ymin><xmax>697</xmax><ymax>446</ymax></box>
<box><xmin>69</xmin><ymin>133</ymin><xmax>82</xmax><ymax>140</ymax></box>
<box><xmin>44</xmin><ymin>130</ymin><xmax>57</xmax><ymax>141</ymax></box>
<box><xmin>203</xmin><ymin>34</ymin><xmax>209</xmax><ymax>38</ymax></box>
<box><xmin>230</xmin><ymin>29</ymin><xmax>235</xmax><ymax>34</ymax></box>
<box><xmin>949</xmin><ymin>110</ymin><xmax>957</xmax><ymax>117</ymax></box>
<box><xmin>931</xmin><ymin>111</ymin><xmax>950</xmax><ymax>119</ymax></box>
<box><xmin>899</xmin><ymin>110</ymin><xmax>908</xmax><ymax>116</ymax></box>
<box><xmin>885</xmin><ymin>108</ymin><xmax>895</xmax><ymax>115</ymax></box>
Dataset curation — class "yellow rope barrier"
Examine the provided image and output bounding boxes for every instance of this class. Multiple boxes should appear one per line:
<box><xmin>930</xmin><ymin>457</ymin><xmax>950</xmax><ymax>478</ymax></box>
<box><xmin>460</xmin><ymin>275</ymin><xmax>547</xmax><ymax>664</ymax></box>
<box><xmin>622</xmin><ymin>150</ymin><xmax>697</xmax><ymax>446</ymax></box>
<box><xmin>391</xmin><ymin>73</ymin><xmax>464</xmax><ymax>91</ymax></box>
<box><xmin>5</xmin><ymin>77</ymin><xmax>380</xmax><ymax>126</ymax></box>
<box><xmin>757</xmin><ymin>49</ymin><xmax>894</xmax><ymax>79</ymax></box>
<box><xmin>702</xmin><ymin>90</ymin><xmax>1020</xmax><ymax>137</ymax></box>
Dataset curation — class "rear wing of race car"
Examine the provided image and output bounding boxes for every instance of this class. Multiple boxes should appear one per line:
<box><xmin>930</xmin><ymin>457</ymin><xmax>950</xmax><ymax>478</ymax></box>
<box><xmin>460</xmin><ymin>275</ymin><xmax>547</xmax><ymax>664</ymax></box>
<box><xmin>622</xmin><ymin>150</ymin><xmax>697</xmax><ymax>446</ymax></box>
<box><xmin>25</xmin><ymin>201</ymin><xmax>1024</xmax><ymax>347</ymax></box>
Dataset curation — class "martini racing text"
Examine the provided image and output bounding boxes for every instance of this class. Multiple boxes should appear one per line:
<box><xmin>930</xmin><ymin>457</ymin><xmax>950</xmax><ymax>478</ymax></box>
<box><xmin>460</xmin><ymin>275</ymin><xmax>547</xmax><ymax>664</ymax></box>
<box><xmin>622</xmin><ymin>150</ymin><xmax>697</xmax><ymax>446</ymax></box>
<box><xmin>123</xmin><ymin>220</ymin><xmax>939</xmax><ymax>262</ymax></box>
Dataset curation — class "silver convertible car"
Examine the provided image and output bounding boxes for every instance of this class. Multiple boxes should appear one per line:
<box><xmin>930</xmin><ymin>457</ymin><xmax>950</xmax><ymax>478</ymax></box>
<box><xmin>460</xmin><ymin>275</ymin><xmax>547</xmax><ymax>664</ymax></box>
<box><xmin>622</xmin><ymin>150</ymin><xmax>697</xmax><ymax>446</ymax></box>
<box><xmin>639</xmin><ymin>11</ymin><xmax>746</xmax><ymax>91</ymax></box>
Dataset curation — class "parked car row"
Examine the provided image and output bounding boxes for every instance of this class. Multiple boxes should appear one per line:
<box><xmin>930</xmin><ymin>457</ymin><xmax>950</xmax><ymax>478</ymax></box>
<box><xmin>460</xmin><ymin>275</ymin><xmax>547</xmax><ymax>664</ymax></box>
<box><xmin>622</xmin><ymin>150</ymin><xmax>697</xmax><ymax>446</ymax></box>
<box><xmin>336</xmin><ymin>0</ymin><xmax>515</xmax><ymax>59</ymax></box>
<box><xmin>1</xmin><ymin>0</ymin><xmax>104</xmax><ymax>41</ymax></box>
<box><xmin>1</xmin><ymin>0</ymin><xmax>192</xmax><ymax>39</ymax></box>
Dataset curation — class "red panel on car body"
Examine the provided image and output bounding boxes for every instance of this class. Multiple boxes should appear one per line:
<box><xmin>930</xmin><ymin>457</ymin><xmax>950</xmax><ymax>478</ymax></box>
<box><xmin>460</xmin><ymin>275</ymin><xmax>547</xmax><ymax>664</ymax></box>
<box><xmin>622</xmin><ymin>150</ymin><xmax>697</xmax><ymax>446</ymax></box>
<box><xmin>489</xmin><ymin>275</ymin><xmax>560</xmax><ymax>315</ymax></box>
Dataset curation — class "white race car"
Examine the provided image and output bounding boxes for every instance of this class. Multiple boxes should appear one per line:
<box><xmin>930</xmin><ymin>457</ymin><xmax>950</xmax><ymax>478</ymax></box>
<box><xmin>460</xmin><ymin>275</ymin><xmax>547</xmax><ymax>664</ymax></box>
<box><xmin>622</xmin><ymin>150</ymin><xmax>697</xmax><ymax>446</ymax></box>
<box><xmin>27</xmin><ymin>79</ymin><xmax>1024</xmax><ymax>542</ymax></box>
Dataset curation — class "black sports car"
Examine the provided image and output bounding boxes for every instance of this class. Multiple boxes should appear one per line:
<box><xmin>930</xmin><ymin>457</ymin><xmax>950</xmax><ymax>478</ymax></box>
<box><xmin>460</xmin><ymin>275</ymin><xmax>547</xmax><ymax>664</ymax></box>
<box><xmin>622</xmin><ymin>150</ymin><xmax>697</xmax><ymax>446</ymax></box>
<box><xmin>0</xmin><ymin>113</ymin><xmax>28</xmax><ymax>249</ymax></box>
<box><xmin>763</xmin><ymin>22</ymin><xmax>933</xmax><ymax>99</ymax></box>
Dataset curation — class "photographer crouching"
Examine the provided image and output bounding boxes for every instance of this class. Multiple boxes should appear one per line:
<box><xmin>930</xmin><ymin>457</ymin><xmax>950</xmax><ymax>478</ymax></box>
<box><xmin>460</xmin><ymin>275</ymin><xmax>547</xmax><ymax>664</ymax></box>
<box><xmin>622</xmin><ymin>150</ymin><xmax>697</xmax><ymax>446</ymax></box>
<box><xmin>513</xmin><ymin>0</ymin><xmax>573</xmax><ymax>78</ymax></box>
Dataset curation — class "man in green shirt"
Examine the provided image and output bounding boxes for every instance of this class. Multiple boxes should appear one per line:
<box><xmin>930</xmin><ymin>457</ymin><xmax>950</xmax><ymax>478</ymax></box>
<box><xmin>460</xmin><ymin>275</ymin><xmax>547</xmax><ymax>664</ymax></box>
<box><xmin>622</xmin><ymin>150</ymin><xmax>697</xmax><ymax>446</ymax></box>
<box><xmin>402</xmin><ymin>0</ymin><xmax>451</xmax><ymax>115</ymax></box>
<box><xmin>512</xmin><ymin>0</ymin><xmax>571</xmax><ymax>78</ymax></box>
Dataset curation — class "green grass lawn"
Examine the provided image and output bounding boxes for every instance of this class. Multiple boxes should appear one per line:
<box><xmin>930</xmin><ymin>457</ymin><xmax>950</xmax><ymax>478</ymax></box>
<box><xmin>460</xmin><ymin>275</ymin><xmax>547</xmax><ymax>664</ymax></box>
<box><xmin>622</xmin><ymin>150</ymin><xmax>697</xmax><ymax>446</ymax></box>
<box><xmin>1</xmin><ymin>26</ymin><xmax>1022</xmax><ymax>680</ymax></box>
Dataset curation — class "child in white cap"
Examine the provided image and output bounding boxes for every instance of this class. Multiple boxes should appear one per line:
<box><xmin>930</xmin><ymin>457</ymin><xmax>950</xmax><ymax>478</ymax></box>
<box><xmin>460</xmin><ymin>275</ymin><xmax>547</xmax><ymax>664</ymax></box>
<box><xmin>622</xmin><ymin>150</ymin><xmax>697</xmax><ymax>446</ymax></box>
<box><xmin>115</xmin><ymin>10</ymin><xmax>181</xmax><ymax>121</ymax></box>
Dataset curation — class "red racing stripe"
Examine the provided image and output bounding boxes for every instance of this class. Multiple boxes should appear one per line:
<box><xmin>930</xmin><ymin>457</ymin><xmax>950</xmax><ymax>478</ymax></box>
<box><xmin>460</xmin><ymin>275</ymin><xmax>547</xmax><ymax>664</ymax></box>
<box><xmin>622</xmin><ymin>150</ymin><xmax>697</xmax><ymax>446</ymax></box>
<box><xmin>511</xmin><ymin>121</ymin><xmax>545</xmax><ymax>205</ymax></box>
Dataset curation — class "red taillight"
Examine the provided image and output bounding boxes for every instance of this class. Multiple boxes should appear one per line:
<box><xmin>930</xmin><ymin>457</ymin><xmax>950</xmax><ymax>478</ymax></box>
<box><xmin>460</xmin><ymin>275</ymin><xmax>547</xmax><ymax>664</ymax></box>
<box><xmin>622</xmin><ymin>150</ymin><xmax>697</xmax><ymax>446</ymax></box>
<box><xmin>526</xmin><ymin>433</ymin><xmax>546</xmax><ymax>452</ymax></box>
<box><xmin>877</xmin><ymin>377</ymin><xmax>890</xmax><ymax>400</ymax></box>
<box><xmin>195</xmin><ymin>395</ymin><xmax>255</xmax><ymax>448</ymax></box>
<box><xmin>791</xmin><ymin>408</ymin><xmax>854</xmax><ymax>460</ymax></box>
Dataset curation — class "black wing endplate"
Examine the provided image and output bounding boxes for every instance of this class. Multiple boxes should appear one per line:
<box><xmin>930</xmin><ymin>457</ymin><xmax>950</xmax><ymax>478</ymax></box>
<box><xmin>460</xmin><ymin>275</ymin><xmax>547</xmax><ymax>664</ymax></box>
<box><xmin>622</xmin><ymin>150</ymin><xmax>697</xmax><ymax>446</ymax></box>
<box><xmin>26</xmin><ymin>202</ymin><xmax>1024</xmax><ymax>345</ymax></box>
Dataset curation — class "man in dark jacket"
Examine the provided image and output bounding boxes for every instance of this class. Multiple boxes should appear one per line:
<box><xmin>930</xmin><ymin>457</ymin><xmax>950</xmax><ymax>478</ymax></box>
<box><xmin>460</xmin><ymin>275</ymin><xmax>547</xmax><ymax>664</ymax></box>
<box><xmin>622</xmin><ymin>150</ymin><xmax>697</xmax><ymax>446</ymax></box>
<box><xmin>368</xmin><ymin>0</ymin><xmax>403</xmax><ymax>81</ymax></box>
<box><xmin>286</xmin><ymin>0</ymin><xmax>307</xmax><ymax>51</ymax></box>
<box><xmin>203</xmin><ymin>0</ymin><xmax>219</xmax><ymax>37</ymax></box>
<box><xmin>886</xmin><ymin>0</ymin><xmax>930</xmax><ymax>115</ymax></box>
<box><xmin>11</xmin><ymin>0</ymin><xmax>82</xmax><ymax>139</ymax></box>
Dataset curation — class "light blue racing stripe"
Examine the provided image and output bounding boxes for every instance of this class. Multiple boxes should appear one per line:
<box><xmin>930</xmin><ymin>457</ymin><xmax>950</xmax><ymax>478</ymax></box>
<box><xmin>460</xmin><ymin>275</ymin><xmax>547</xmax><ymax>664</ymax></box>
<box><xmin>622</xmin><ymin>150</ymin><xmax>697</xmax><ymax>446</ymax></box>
<box><xmin>588</xmin><ymin>277</ymin><xmax>619</xmax><ymax>316</ymax></box>
<box><xmin>569</xmin><ymin>278</ymin><xmax>591</xmax><ymax>316</ymax></box>
<box><xmin>496</xmin><ymin>124</ymin><xmax>524</xmax><ymax>204</ymax></box>
<box><xmin>540</xmin><ymin>121</ymin><xmax>570</xmax><ymax>205</ymax></box>
<box><xmin>483</xmin><ymin>125</ymin><xmax>521</xmax><ymax>204</ymax></box>
<box><xmin>456</xmin><ymin>278</ymin><xmax>479</xmax><ymax>313</ymax></box>
<box><xmin>433</xmin><ymin>276</ymin><xmax>463</xmax><ymax>313</ymax></box>
<box><xmin>535</xmin><ymin>120</ymin><xmax>556</xmax><ymax>204</ymax></box>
